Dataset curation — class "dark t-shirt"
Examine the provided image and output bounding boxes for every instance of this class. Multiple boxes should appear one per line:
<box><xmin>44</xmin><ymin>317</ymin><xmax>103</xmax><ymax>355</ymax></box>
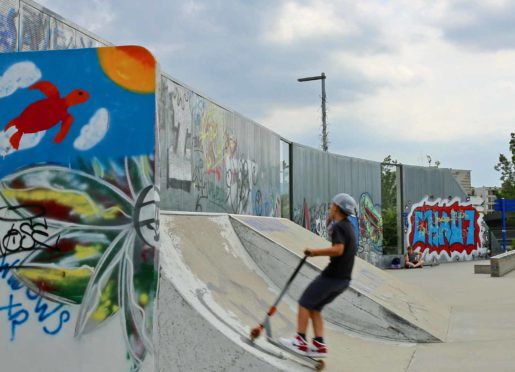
<box><xmin>321</xmin><ymin>219</ymin><xmax>357</xmax><ymax>280</ymax></box>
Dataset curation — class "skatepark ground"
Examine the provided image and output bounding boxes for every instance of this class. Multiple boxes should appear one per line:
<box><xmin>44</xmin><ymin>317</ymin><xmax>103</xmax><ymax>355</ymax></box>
<box><xmin>158</xmin><ymin>213</ymin><xmax>515</xmax><ymax>371</ymax></box>
<box><xmin>389</xmin><ymin>260</ymin><xmax>515</xmax><ymax>371</ymax></box>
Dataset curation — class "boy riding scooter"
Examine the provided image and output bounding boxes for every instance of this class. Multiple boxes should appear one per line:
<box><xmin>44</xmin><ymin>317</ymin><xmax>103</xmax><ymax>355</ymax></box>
<box><xmin>280</xmin><ymin>193</ymin><xmax>358</xmax><ymax>358</ymax></box>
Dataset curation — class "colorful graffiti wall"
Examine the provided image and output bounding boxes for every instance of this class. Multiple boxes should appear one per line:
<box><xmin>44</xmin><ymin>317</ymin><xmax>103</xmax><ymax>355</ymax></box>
<box><xmin>291</xmin><ymin>145</ymin><xmax>384</xmax><ymax>265</ymax></box>
<box><xmin>0</xmin><ymin>46</ymin><xmax>159</xmax><ymax>372</ymax></box>
<box><xmin>159</xmin><ymin>79</ymin><xmax>281</xmax><ymax>216</ymax></box>
<box><xmin>357</xmin><ymin>193</ymin><xmax>383</xmax><ymax>263</ymax></box>
<box><xmin>292</xmin><ymin>194</ymin><xmax>384</xmax><ymax>265</ymax></box>
<box><xmin>407</xmin><ymin>197</ymin><xmax>485</xmax><ymax>262</ymax></box>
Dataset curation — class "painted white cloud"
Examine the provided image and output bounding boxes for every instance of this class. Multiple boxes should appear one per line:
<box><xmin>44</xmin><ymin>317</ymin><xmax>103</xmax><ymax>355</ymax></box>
<box><xmin>0</xmin><ymin>61</ymin><xmax>41</xmax><ymax>98</ymax></box>
<box><xmin>0</xmin><ymin>126</ymin><xmax>45</xmax><ymax>157</ymax></box>
<box><xmin>74</xmin><ymin>108</ymin><xmax>110</xmax><ymax>151</ymax></box>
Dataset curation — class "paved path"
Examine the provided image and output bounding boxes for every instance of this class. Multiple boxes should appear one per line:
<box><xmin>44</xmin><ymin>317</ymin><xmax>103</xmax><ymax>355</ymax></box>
<box><xmin>390</xmin><ymin>261</ymin><xmax>515</xmax><ymax>371</ymax></box>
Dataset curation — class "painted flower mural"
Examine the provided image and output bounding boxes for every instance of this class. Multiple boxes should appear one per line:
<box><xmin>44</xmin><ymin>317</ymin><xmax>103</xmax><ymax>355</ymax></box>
<box><xmin>0</xmin><ymin>45</ymin><xmax>159</xmax><ymax>372</ymax></box>
<box><xmin>0</xmin><ymin>155</ymin><xmax>159</xmax><ymax>371</ymax></box>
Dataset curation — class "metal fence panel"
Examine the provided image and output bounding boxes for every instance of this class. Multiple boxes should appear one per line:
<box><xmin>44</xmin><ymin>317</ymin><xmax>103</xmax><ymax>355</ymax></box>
<box><xmin>158</xmin><ymin>77</ymin><xmax>281</xmax><ymax>216</ymax></box>
<box><xmin>19</xmin><ymin>2</ymin><xmax>51</xmax><ymax>51</ymax></box>
<box><xmin>402</xmin><ymin>164</ymin><xmax>467</xmax><ymax>209</ymax></box>
<box><xmin>50</xmin><ymin>17</ymin><xmax>76</xmax><ymax>50</ymax></box>
<box><xmin>0</xmin><ymin>0</ymin><xmax>19</xmax><ymax>52</ymax></box>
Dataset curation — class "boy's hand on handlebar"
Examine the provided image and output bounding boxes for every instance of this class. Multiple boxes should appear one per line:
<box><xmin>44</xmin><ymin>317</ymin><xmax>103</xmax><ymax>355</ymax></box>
<box><xmin>304</xmin><ymin>248</ymin><xmax>315</xmax><ymax>257</ymax></box>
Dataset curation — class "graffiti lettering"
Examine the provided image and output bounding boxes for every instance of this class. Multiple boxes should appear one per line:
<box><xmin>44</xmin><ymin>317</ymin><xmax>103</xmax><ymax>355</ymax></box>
<box><xmin>293</xmin><ymin>199</ymin><xmax>330</xmax><ymax>239</ymax></box>
<box><xmin>407</xmin><ymin>197</ymin><xmax>483</xmax><ymax>260</ymax></box>
<box><xmin>0</xmin><ymin>256</ymin><xmax>71</xmax><ymax>340</ymax></box>
<box><xmin>0</xmin><ymin>206</ymin><xmax>60</xmax><ymax>257</ymax></box>
<box><xmin>0</xmin><ymin>8</ymin><xmax>18</xmax><ymax>52</ymax></box>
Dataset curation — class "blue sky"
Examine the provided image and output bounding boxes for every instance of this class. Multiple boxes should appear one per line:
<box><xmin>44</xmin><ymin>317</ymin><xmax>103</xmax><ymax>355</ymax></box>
<box><xmin>0</xmin><ymin>47</ymin><xmax>155</xmax><ymax>178</ymax></box>
<box><xmin>37</xmin><ymin>0</ymin><xmax>515</xmax><ymax>187</ymax></box>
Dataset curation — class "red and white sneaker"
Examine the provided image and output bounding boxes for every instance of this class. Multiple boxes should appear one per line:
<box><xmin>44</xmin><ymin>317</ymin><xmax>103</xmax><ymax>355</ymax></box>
<box><xmin>279</xmin><ymin>334</ymin><xmax>309</xmax><ymax>356</ymax></box>
<box><xmin>309</xmin><ymin>339</ymin><xmax>328</xmax><ymax>358</ymax></box>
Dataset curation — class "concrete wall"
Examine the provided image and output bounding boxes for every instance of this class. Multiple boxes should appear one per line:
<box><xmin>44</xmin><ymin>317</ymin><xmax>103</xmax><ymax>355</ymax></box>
<box><xmin>0</xmin><ymin>46</ymin><xmax>159</xmax><ymax>372</ymax></box>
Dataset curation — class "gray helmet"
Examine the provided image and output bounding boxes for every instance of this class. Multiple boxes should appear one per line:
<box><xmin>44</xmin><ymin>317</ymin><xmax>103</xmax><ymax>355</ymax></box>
<box><xmin>332</xmin><ymin>193</ymin><xmax>358</xmax><ymax>216</ymax></box>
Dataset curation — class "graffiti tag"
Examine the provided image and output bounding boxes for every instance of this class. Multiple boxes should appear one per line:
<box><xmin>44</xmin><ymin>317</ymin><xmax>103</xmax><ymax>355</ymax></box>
<box><xmin>0</xmin><ymin>256</ymin><xmax>71</xmax><ymax>341</ymax></box>
<box><xmin>408</xmin><ymin>197</ymin><xmax>482</xmax><ymax>257</ymax></box>
<box><xmin>0</xmin><ymin>205</ymin><xmax>60</xmax><ymax>257</ymax></box>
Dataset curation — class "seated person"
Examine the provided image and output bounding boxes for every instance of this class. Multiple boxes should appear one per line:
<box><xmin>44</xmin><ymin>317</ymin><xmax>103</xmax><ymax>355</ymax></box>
<box><xmin>405</xmin><ymin>246</ymin><xmax>424</xmax><ymax>268</ymax></box>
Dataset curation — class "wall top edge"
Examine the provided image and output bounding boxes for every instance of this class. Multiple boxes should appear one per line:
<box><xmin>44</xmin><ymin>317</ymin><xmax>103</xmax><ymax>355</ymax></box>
<box><xmin>292</xmin><ymin>141</ymin><xmax>382</xmax><ymax>166</ymax></box>
<box><xmin>161</xmin><ymin>72</ymin><xmax>282</xmax><ymax>140</ymax></box>
<box><xmin>21</xmin><ymin>0</ymin><xmax>113</xmax><ymax>46</ymax></box>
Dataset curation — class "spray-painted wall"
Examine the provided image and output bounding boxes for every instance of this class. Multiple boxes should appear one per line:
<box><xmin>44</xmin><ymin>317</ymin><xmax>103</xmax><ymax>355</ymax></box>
<box><xmin>158</xmin><ymin>76</ymin><xmax>281</xmax><ymax>216</ymax></box>
<box><xmin>0</xmin><ymin>47</ymin><xmax>159</xmax><ymax>372</ymax></box>
<box><xmin>401</xmin><ymin>164</ymin><xmax>467</xmax><ymax>214</ymax></box>
<box><xmin>292</xmin><ymin>144</ymin><xmax>383</xmax><ymax>266</ymax></box>
<box><xmin>400</xmin><ymin>165</ymin><xmax>486</xmax><ymax>262</ymax></box>
<box><xmin>0</xmin><ymin>0</ymin><xmax>107</xmax><ymax>54</ymax></box>
<box><xmin>406</xmin><ymin>197</ymin><xmax>486</xmax><ymax>262</ymax></box>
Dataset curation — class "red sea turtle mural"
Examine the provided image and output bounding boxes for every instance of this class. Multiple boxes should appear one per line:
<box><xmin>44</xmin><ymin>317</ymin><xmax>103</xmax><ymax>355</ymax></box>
<box><xmin>4</xmin><ymin>80</ymin><xmax>89</xmax><ymax>149</ymax></box>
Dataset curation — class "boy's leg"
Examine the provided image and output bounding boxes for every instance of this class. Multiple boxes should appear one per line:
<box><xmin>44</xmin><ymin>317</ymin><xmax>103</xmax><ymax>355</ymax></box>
<box><xmin>298</xmin><ymin>305</ymin><xmax>310</xmax><ymax>335</ymax></box>
<box><xmin>310</xmin><ymin>310</ymin><xmax>324</xmax><ymax>338</ymax></box>
<box><xmin>309</xmin><ymin>310</ymin><xmax>328</xmax><ymax>358</ymax></box>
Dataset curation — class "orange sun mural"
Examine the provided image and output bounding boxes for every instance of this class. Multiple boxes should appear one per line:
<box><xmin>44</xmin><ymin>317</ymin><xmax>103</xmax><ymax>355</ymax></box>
<box><xmin>97</xmin><ymin>46</ymin><xmax>156</xmax><ymax>93</ymax></box>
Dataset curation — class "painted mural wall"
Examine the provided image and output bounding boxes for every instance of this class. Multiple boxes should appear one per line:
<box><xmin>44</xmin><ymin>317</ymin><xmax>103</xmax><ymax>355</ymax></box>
<box><xmin>406</xmin><ymin>197</ymin><xmax>486</xmax><ymax>262</ymax></box>
<box><xmin>0</xmin><ymin>0</ymin><xmax>104</xmax><ymax>55</ymax></box>
<box><xmin>0</xmin><ymin>47</ymin><xmax>159</xmax><ymax>372</ymax></box>
<box><xmin>158</xmin><ymin>77</ymin><xmax>281</xmax><ymax>216</ymax></box>
<box><xmin>292</xmin><ymin>145</ymin><xmax>384</xmax><ymax>266</ymax></box>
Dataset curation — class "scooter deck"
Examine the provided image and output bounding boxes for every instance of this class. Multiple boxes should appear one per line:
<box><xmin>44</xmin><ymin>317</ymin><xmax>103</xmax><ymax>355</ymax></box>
<box><xmin>267</xmin><ymin>336</ymin><xmax>325</xmax><ymax>371</ymax></box>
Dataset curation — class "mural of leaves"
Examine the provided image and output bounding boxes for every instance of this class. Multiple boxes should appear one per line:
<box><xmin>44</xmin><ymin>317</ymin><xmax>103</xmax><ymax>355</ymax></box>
<box><xmin>0</xmin><ymin>155</ymin><xmax>159</xmax><ymax>372</ymax></box>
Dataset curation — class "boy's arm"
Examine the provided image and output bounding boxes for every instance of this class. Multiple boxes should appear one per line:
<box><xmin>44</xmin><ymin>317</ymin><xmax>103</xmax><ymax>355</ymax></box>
<box><xmin>405</xmin><ymin>254</ymin><xmax>410</xmax><ymax>263</ymax></box>
<box><xmin>305</xmin><ymin>244</ymin><xmax>344</xmax><ymax>257</ymax></box>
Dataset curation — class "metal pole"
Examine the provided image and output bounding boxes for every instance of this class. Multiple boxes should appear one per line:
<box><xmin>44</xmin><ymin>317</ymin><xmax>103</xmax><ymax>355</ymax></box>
<box><xmin>502</xmin><ymin>198</ymin><xmax>507</xmax><ymax>252</ymax></box>
<box><xmin>297</xmin><ymin>73</ymin><xmax>328</xmax><ymax>152</ymax></box>
<box><xmin>399</xmin><ymin>164</ymin><xmax>405</xmax><ymax>255</ymax></box>
<box><xmin>321</xmin><ymin>72</ymin><xmax>327</xmax><ymax>152</ymax></box>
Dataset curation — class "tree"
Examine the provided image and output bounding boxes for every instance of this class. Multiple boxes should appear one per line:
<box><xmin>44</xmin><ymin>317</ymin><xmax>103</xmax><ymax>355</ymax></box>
<box><xmin>381</xmin><ymin>155</ymin><xmax>399</xmax><ymax>252</ymax></box>
<box><xmin>494</xmin><ymin>132</ymin><xmax>515</xmax><ymax>199</ymax></box>
<box><xmin>382</xmin><ymin>155</ymin><xmax>398</xmax><ymax>210</ymax></box>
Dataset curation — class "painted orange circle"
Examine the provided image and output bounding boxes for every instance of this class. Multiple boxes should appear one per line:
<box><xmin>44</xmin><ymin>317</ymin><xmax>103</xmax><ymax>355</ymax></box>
<box><xmin>97</xmin><ymin>46</ymin><xmax>156</xmax><ymax>93</ymax></box>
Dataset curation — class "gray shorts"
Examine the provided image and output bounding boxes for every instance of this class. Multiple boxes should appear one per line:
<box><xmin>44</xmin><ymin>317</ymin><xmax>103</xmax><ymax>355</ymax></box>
<box><xmin>298</xmin><ymin>275</ymin><xmax>350</xmax><ymax>311</ymax></box>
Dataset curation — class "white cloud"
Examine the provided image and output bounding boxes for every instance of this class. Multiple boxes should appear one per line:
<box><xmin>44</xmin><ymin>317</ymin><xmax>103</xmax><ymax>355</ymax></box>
<box><xmin>0</xmin><ymin>62</ymin><xmax>41</xmax><ymax>98</ymax></box>
<box><xmin>0</xmin><ymin>127</ymin><xmax>45</xmax><ymax>157</ymax></box>
<box><xmin>74</xmin><ymin>108</ymin><xmax>110</xmax><ymax>151</ymax></box>
<box><xmin>263</xmin><ymin>1</ymin><xmax>356</xmax><ymax>44</ymax></box>
<box><xmin>256</xmin><ymin>105</ymin><xmax>322</xmax><ymax>141</ymax></box>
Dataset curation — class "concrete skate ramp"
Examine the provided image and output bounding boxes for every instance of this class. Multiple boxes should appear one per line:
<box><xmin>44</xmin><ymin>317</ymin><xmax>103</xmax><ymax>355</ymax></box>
<box><xmin>158</xmin><ymin>213</ymin><xmax>415</xmax><ymax>371</ymax></box>
<box><xmin>230</xmin><ymin>215</ymin><xmax>449</xmax><ymax>343</ymax></box>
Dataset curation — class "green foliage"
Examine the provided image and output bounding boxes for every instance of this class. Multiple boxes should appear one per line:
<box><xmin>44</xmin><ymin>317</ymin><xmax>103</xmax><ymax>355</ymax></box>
<box><xmin>381</xmin><ymin>155</ymin><xmax>399</xmax><ymax>252</ymax></box>
<box><xmin>381</xmin><ymin>155</ymin><xmax>398</xmax><ymax>210</ymax></box>
<box><xmin>281</xmin><ymin>193</ymin><xmax>290</xmax><ymax>218</ymax></box>
<box><xmin>382</xmin><ymin>207</ymin><xmax>398</xmax><ymax>250</ymax></box>
<box><xmin>494</xmin><ymin>132</ymin><xmax>515</xmax><ymax>199</ymax></box>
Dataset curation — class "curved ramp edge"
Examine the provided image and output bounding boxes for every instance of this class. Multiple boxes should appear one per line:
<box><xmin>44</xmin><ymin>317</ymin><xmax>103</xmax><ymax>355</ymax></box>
<box><xmin>157</xmin><ymin>213</ymin><xmax>416</xmax><ymax>371</ymax></box>
<box><xmin>157</xmin><ymin>214</ymin><xmax>312</xmax><ymax>371</ymax></box>
<box><xmin>230</xmin><ymin>215</ymin><xmax>449</xmax><ymax>343</ymax></box>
